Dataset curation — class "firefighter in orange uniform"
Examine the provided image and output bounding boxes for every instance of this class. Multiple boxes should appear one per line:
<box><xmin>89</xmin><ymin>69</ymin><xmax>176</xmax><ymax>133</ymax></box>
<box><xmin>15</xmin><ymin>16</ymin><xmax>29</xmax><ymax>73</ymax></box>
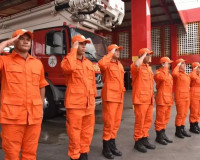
<box><xmin>189</xmin><ymin>62</ymin><xmax>200</xmax><ymax>134</ymax></box>
<box><xmin>154</xmin><ymin>57</ymin><xmax>173</xmax><ymax>145</ymax></box>
<box><xmin>98</xmin><ymin>44</ymin><xmax>126</xmax><ymax>159</ymax></box>
<box><xmin>0</xmin><ymin>29</ymin><xmax>48</xmax><ymax>160</ymax></box>
<box><xmin>172</xmin><ymin>58</ymin><xmax>191</xmax><ymax>138</ymax></box>
<box><xmin>131</xmin><ymin>48</ymin><xmax>156</xmax><ymax>153</ymax></box>
<box><xmin>61</xmin><ymin>35</ymin><xmax>96</xmax><ymax>160</ymax></box>
<box><xmin>0</xmin><ymin>51</ymin><xmax>10</xmax><ymax>149</ymax></box>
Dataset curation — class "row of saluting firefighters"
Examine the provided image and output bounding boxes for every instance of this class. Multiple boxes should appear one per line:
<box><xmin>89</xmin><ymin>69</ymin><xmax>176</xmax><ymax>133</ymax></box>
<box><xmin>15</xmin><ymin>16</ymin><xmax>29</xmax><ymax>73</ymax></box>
<box><xmin>0</xmin><ymin>29</ymin><xmax>199</xmax><ymax>160</ymax></box>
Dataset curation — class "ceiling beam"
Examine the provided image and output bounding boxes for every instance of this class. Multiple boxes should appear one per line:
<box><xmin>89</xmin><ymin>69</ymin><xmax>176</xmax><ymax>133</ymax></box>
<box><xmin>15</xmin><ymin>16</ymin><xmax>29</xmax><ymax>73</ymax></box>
<box><xmin>152</xmin><ymin>19</ymin><xmax>182</xmax><ymax>26</ymax></box>
<box><xmin>0</xmin><ymin>0</ymin><xmax>30</xmax><ymax>11</ymax></box>
<box><xmin>151</xmin><ymin>11</ymin><xmax>178</xmax><ymax>17</ymax></box>
<box><xmin>151</xmin><ymin>2</ymin><xmax>174</xmax><ymax>9</ymax></box>
<box><xmin>158</xmin><ymin>0</ymin><xmax>174</xmax><ymax>24</ymax></box>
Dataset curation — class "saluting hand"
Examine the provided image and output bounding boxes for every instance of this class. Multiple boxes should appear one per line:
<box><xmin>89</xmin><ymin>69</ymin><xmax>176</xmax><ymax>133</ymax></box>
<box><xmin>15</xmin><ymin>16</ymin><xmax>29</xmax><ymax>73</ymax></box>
<box><xmin>110</xmin><ymin>48</ymin><xmax>116</xmax><ymax>54</ymax></box>
<box><xmin>6</xmin><ymin>35</ymin><xmax>20</xmax><ymax>46</ymax></box>
<box><xmin>177</xmin><ymin>62</ymin><xmax>182</xmax><ymax>66</ymax></box>
<box><xmin>72</xmin><ymin>41</ymin><xmax>79</xmax><ymax>49</ymax></box>
<box><xmin>0</xmin><ymin>35</ymin><xmax>20</xmax><ymax>54</ymax></box>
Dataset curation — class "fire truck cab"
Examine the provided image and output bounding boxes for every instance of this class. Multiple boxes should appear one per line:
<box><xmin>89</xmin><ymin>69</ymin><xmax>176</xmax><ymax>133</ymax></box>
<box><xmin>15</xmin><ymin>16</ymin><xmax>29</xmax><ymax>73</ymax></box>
<box><xmin>0</xmin><ymin>0</ymin><xmax>125</xmax><ymax>118</ymax></box>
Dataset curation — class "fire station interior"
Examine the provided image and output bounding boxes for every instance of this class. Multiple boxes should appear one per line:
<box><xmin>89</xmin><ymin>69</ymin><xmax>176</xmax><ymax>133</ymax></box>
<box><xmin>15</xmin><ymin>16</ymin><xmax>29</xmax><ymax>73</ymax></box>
<box><xmin>0</xmin><ymin>0</ymin><xmax>199</xmax><ymax>90</ymax></box>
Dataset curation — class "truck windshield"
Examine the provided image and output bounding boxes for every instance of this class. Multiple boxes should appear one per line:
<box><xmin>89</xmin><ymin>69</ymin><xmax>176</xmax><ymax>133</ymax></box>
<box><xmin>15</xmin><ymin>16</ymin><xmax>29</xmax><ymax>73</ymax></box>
<box><xmin>70</xmin><ymin>28</ymin><xmax>107</xmax><ymax>62</ymax></box>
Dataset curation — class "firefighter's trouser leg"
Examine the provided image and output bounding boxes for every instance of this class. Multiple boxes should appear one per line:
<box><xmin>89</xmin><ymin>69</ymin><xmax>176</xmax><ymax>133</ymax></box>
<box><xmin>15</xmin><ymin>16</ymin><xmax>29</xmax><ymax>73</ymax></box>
<box><xmin>175</xmin><ymin>100</ymin><xmax>190</xmax><ymax>126</ymax></box>
<box><xmin>190</xmin><ymin>98</ymin><xmax>200</xmax><ymax>123</ymax></box>
<box><xmin>1</xmin><ymin>124</ymin><xmax>41</xmax><ymax>160</ymax></box>
<box><xmin>155</xmin><ymin>105</ymin><xmax>172</xmax><ymax>131</ymax></box>
<box><xmin>102</xmin><ymin>101</ymin><xmax>123</xmax><ymax>140</ymax></box>
<box><xmin>66</xmin><ymin>108</ymin><xmax>95</xmax><ymax>159</ymax></box>
<box><xmin>134</xmin><ymin>104</ymin><xmax>153</xmax><ymax>141</ymax></box>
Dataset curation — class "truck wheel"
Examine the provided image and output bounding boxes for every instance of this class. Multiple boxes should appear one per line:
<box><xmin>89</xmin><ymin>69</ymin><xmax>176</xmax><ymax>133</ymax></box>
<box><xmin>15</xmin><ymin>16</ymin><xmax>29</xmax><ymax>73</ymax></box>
<box><xmin>43</xmin><ymin>86</ymin><xmax>58</xmax><ymax>119</ymax></box>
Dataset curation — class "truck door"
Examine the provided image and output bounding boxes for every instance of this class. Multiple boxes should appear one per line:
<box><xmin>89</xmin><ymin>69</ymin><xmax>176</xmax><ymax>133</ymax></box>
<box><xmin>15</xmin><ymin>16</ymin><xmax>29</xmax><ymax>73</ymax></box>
<box><xmin>32</xmin><ymin>27</ymin><xmax>69</xmax><ymax>118</ymax></box>
<box><xmin>32</xmin><ymin>27</ymin><xmax>68</xmax><ymax>85</ymax></box>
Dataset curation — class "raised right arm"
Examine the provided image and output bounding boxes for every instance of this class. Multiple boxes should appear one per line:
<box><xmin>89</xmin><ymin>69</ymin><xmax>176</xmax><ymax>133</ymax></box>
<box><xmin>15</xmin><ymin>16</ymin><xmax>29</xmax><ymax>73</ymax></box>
<box><xmin>0</xmin><ymin>35</ymin><xmax>20</xmax><ymax>53</ymax></box>
<box><xmin>98</xmin><ymin>51</ymin><xmax>114</xmax><ymax>71</ymax></box>
<box><xmin>61</xmin><ymin>41</ymin><xmax>79</xmax><ymax>74</ymax></box>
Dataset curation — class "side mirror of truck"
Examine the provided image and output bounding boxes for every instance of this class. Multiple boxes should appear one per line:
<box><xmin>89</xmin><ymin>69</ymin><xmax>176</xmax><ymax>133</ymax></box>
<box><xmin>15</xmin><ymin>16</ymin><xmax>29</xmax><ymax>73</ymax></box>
<box><xmin>46</xmin><ymin>30</ymin><xmax>65</xmax><ymax>55</ymax></box>
<box><xmin>53</xmin><ymin>32</ymin><xmax>64</xmax><ymax>54</ymax></box>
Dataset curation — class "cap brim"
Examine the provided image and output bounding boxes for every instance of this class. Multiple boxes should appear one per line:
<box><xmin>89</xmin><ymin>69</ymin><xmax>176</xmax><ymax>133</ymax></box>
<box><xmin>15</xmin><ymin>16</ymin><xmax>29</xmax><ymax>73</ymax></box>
<box><xmin>118</xmin><ymin>46</ymin><xmax>123</xmax><ymax>51</ymax></box>
<box><xmin>168</xmin><ymin>60</ymin><xmax>173</xmax><ymax>63</ymax></box>
<box><xmin>79</xmin><ymin>39</ymin><xmax>91</xmax><ymax>44</ymax></box>
<box><xmin>147</xmin><ymin>51</ymin><xmax>154</xmax><ymax>54</ymax></box>
<box><xmin>26</xmin><ymin>31</ymin><xmax>33</xmax><ymax>39</ymax></box>
<box><xmin>176</xmin><ymin>60</ymin><xmax>187</xmax><ymax>65</ymax></box>
<box><xmin>13</xmin><ymin>31</ymin><xmax>33</xmax><ymax>39</ymax></box>
<box><xmin>193</xmin><ymin>65</ymin><xmax>200</xmax><ymax>68</ymax></box>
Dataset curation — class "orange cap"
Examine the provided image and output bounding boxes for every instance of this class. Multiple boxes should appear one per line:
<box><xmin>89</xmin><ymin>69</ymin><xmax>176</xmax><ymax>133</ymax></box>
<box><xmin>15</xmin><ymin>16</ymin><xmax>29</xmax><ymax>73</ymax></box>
<box><xmin>72</xmin><ymin>35</ymin><xmax>91</xmax><ymax>44</ymax></box>
<box><xmin>175</xmin><ymin>58</ymin><xmax>186</xmax><ymax>65</ymax></box>
<box><xmin>12</xmin><ymin>29</ymin><xmax>33</xmax><ymax>39</ymax></box>
<box><xmin>192</xmin><ymin>62</ymin><xmax>200</xmax><ymax>68</ymax></box>
<box><xmin>160</xmin><ymin>57</ymin><xmax>173</xmax><ymax>64</ymax></box>
<box><xmin>139</xmin><ymin>48</ymin><xmax>154</xmax><ymax>56</ymax></box>
<box><xmin>107</xmin><ymin>44</ymin><xmax>123</xmax><ymax>52</ymax></box>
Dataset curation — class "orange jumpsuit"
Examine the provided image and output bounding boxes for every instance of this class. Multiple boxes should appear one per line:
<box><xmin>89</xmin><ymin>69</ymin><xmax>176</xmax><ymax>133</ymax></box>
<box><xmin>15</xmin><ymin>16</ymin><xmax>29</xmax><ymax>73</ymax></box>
<box><xmin>98</xmin><ymin>51</ymin><xmax>125</xmax><ymax>141</ymax></box>
<box><xmin>172</xmin><ymin>65</ymin><xmax>190</xmax><ymax>126</ymax></box>
<box><xmin>0</xmin><ymin>50</ymin><xmax>48</xmax><ymax>160</ymax></box>
<box><xmin>154</xmin><ymin>67</ymin><xmax>173</xmax><ymax>131</ymax></box>
<box><xmin>61</xmin><ymin>48</ymin><xmax>96</xmax><ymax>159</ymax></box>
<box><xmin>189</xmin><ymin>70</ymin><xmax>200</xmax><ymax>123</ymax></box>
<box><xmin>131</xmin><ymin>63</ymin><xmax>154</xmax><ymax>141</ymax></box>
<box><xmin>0</xmin><ymin>52</ymin><xmax>10</xmax><ymax>149</ymax></box>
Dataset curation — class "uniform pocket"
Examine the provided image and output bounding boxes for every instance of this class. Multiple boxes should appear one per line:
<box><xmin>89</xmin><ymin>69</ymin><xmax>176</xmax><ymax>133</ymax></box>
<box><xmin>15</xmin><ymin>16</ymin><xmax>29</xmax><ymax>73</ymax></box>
<box><xmin>139</xmin><ymin>90</ymin><xmax>149</xmax><ymax>102</ymax></box>
<box><xmin>69</xmin><ymin>87</ymin><xmax>85</xmax><ymax>104</ymax></box>
<box><xmin>193</xmin><ymin>91</ymin><xmax>200</xmax><ymax>98</ymax></box>
<box><xmin>32</xmin><ymin>69</ymin><xmax>41</xmax><ymax>86</ymax></box>
<box><xmin>32</xmin><ymin>99</ymin><xmax>43</xmax><ymax>118</ymax></box>
<box><xmin>6</xmin><ymin>64</ymin><xmax>23</xmax><ymax>83</ymax></box>
<box><xmin>179</xmin><ymin>91</ymin><xmax>189</xmax><ymax>99</ymax></box>
<box><xmin>109</xmin><ymin>66</ymin><xmax>118</xmax><ymax>78</ymax></box>
<box><xmin>163</xmin><ymin>93</ymin><xmax>172</xmax><ymax>104</ymax></box>
<box><xmin>2</xmin><ymin>97</ymin><xmax>24</xmax><ymax>119</ymax></box>
<box><xmin>87</xmin><ymin>65</ymin><xmax>94</xmax><ymax>77</ymax></box>
<box><xmin>141</xmin><ymin>70</ymin><xmax>149</xmax><ymax>80</ymax></box>
<box><xmin>107</xmin><ymin>87</ymin><xmax>121</xmax><ymax>100</ymax></box>
<box><xmin>74</xmin><ymin>64</ymin><xmax>83</xmax><ymax>78</ymax></box>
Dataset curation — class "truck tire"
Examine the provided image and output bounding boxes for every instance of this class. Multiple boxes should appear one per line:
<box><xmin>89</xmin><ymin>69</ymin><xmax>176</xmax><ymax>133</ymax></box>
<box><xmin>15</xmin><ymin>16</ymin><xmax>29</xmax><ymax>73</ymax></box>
<box><xmin>43</xmin><ymin>86</ymin><xmax>58</xmax><ymax>119</ymax></box>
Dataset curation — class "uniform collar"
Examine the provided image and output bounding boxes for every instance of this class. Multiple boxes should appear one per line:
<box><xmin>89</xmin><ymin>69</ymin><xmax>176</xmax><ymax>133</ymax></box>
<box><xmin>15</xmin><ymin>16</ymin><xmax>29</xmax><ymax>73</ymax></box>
<box><xmin>142</xmin><ymin>63</ymin><xmax>149</xmax><ymax>67</ymax></box>
<box><xmin>77</xmin><ymin>55</ymin><xmax>87</xmax><ymax>62</ymax></box>
<box><xmin>11</xmin><ymin>50</ymin><xmax>33</xmax><ymax>60</ymax></box>
<box><xmin>111</xmin><ymin>59</ymin><xmax>118</xmax><ymax>64</ymax></box>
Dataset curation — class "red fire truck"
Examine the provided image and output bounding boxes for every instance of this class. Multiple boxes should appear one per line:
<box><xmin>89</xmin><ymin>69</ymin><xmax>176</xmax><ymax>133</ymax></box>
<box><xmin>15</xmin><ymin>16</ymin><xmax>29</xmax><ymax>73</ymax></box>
<box><xmin>0</xmin><ymin>0</ymin><xmax>125</xmax><ymax>118</ymax></box>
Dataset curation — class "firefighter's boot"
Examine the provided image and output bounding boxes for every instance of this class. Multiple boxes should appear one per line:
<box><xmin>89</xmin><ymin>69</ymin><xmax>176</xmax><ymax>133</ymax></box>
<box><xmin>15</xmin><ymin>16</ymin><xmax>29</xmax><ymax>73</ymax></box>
<box><xmin>102</xmin><ymin>140</ymin><xmax>114</xmax><ymax>159</ymax></box>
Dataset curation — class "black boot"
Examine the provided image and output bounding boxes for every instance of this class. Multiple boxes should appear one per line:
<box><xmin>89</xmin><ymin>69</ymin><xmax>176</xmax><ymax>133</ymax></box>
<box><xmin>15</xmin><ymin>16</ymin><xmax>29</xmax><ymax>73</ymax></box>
<box><xmin>181</xmin><ymin>125</ymin><xmax>191</xmax><ymax>137</ymax></box>
<box><xmin>190</xmin><ymin>123</ymin><xmax>200</xmax><ymax>134</ymax></box>
<box><xmin>162</xmin><ymin>129</ymin><xmax>173</xmax><ymax>143</ymax></box>
<box><xmin>134</xmin><ymin>139</ymin><xmax>147</xmax><ymax>153</ymax></box>
<box><xmin>102</xmin><ymin>140</ymin><xmax>114</xmax><ymax>159</ymax></box>
<box><xmin>109</xmin><ymin>139</ymin><xmax>122</xmax><ymax>156</ymax></box>
<box><xmin>155</xmin><ymin>130</ymin><xmax>168</xmax><ymax>145</ymax></box>
<box><xmin>141</xmin><ymin>137</ymin><xmax>156</xmax><ymax>149</ymax></box>
<box><xmin>79</xmin><ymin>153</ymin><xmax>88</xmax><ymax>160</ymax></box>
<box><xmin>175</xmin><ymin>126</ymin><xmax>184</xmax><ymax>138</ymax></box>
<box><xmin>195</xmin><ymin>122</ymin><xmax>200</xmax><ymax>131</ymax></box>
